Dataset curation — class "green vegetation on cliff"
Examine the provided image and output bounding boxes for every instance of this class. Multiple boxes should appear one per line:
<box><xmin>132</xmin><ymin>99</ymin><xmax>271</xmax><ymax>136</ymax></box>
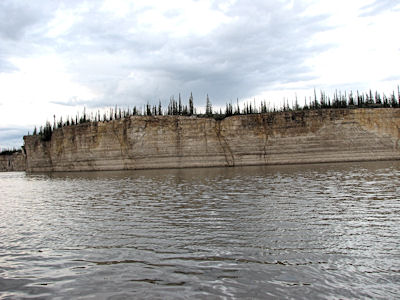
<box><xmin>0</xmin><ymin>148</ymin><xmax>22</xmax><ymax>156</ymax></box>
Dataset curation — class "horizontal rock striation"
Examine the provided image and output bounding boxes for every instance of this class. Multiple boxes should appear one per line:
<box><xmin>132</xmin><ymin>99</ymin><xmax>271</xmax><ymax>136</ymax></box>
<box><xmin>23</xmin><ymin>108</ymin><xmax>400</xmax><ymax>172</ymax></box>
<box><xmin>0</xmin><ymin>152</ymin><xmax>26</xmax><ymax>172</ymax></box>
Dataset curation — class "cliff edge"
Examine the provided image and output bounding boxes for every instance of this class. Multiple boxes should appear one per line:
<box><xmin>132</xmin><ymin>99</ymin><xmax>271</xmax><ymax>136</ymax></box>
<box><xmin>23</xmin><ymin>108</ymin><xmax>400</xmax><ymax>172</ymax></box>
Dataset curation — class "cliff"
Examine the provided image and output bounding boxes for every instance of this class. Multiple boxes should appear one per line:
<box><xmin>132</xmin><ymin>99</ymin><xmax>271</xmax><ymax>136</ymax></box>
<box><xmin>23</xmin><ymin>108</ymin><xmax>400</xmax><ymax>172</ymax></box>
<box><xmin>0</xmin><ymin>152</ymin><xmax>26</xmax><ymax>172</ymax></box>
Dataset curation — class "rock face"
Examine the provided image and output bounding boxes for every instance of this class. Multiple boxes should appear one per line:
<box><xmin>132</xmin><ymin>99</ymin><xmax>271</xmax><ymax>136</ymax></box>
<box><xmin>23</xmin><ymin>108</ymin><xmax>400</xmax><ymax>172</ymax></box>
<box><xmin>0</xmin><ymin>152</ymin><xmax>26</xmax><ymax>172</ymax></box>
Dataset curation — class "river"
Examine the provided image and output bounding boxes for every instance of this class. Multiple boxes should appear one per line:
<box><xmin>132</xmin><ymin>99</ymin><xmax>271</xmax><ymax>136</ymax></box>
<box><xmin>1</xmin><ymin>161</ymin><xmax>399</xmax><ymax>299</ymax></box>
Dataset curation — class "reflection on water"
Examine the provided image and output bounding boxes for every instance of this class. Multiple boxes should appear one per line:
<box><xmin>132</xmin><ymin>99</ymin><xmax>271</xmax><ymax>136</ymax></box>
<box><xmin>1</xmin><ymin>161</ymin><xmax>400</xmax><ymax>299</ymax></box>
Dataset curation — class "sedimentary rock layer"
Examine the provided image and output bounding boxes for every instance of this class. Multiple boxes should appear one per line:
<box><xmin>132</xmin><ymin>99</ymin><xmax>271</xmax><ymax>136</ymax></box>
<box><xmin>23</xmin><ymin>108</ymin><xmax>400</xmax><ymax>172</ymax></box>
<box><xmin>0</xmin><ymin>152</ymin><xmax>26</xmax><ymax>172</ymax></box>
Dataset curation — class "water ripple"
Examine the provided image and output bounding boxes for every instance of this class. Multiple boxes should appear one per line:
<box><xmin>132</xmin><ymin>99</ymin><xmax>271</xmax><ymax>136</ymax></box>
<box><xmin>1</xmin><ymin>161</ymin><xmax>400</xmax><ymax>299</ymax></box>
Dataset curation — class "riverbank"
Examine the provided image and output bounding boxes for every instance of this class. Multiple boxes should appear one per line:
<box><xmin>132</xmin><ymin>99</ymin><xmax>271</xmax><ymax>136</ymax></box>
<box><xmin>22</xmin><ymin>108</ymin><xmax>400</xmax><ymax>172</ymax></box>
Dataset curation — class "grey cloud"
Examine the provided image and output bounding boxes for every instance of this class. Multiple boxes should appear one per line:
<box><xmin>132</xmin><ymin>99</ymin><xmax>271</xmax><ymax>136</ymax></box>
<box><xmin>359</xmin><ymin>0</ymin><xmax>400</xmax><ymax>17</ymax></box>
<box><xmin>0</xmin><ymin>57</ymin><xmax>17</xmax><ymax>72</ymax></box>
<box><xmin>50</xmin><ymin>96</ymin><xmax>95</xmax><ymax>107</ymax></box>
<box><xmin>382</xmin><ymin>74</ymin><xmax>400</xmax><ymax>81</ymax></box>
<box><xmin>0</xmin><ymin>1</ymin><xmax>41</xmax><ymax>40</ymax></box>
<box><xmin>0</xmin><ymin>0</ymin><xmax>332</xmax><ymax>108</ymax></box>
<box><xmin>0</xmin><ymin>2</ymin><xmax>102</xmax><ymax>70</ymax></box>
<box><xmin>50</xmin><ymin>0</ymin><xmax>331</xmax><ymax>108</ymax></box>
<box><xmin>0</xmin><ymin>0</ymin><xmax>59</xmax><ymax>72</ymax></box>
<box><xmin>155</xmin><ymin>1</ymin><xmax>329</xmax><ymax>101</ymax></box>
<box><xmin>0</xmin><ymin>38</ymin><xmax>19</xmax><ymax>73</ymax></box>
<box><xmin>0</xmin><ymin>126</ymin><xmax>29</xmax><ymax>148</ymax></box>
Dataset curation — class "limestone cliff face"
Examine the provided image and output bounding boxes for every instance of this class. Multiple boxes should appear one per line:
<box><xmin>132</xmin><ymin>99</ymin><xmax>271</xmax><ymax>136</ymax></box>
<box><xmin>0</xmin><ymin>152</ymin><xmax>26</xmax><ymax>172</ymax></box>
<box><xmin>23</xmin><ymin>108</ymin><xmax>400</xmax><ymax>172</ymax></box>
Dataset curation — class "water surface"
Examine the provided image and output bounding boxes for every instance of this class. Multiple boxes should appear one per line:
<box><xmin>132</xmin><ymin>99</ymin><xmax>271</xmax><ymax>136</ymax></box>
<box><xmin>1</xmin><ymin>161</ymin><xmax>400</xmax><ymax>299</ymax></box>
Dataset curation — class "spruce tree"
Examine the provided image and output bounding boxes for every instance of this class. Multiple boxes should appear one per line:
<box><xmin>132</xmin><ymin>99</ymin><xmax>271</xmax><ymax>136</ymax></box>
<box><xmin>205</xmin><ymin>94</ymin><xmax>212</xmax><ymax>116</ymax></box>
<box><xmin>178</xmin><ymin>93</ymin><xmax>182</xmax><ymax>115</ymax></box>
<box><xmin>189</xmin><ymin>92</ymin><xmax>194</xmax><ymax>115</ymax></box>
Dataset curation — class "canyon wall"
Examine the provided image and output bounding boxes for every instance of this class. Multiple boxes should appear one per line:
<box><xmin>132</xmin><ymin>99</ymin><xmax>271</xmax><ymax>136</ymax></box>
<box><xmin>23</xmin><ymin>108</ymin><xmax>400</xmax><ymax>172</ymax></box>
<box><xmin>0</xmin><ymin>152</ymin><xmax>26</xmax><ymax>172</ymax></box>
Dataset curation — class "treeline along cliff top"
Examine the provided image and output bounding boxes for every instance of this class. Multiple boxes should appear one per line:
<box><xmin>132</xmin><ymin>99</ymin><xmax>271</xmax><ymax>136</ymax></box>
<box><xmin>28</xmin><ymin>88</ymin><xmax>400</xmax><ymax>142</ymax></box>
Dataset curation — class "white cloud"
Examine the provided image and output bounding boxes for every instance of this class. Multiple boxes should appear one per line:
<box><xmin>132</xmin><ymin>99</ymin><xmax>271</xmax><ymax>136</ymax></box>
<box><xmin>303</xmin><ymin>1</ymin><xmax>400</xmax><ymax>92</ymax></box>
<box><xmin>2</xmin><ymin>55</ymin><xmax>97</xmax><ymax>105</ymax></box>
<box><xmin>46</xmin><ymin>9</ymin><xmax>81</xmax><ymax>38</ymax></box>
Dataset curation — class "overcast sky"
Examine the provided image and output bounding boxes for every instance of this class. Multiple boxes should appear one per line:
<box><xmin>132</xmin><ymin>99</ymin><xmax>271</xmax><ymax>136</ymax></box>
<box><xmin>1</xmin><ymin>0</ymin><xmax>399</xmax><ymax>148</ymax></box>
